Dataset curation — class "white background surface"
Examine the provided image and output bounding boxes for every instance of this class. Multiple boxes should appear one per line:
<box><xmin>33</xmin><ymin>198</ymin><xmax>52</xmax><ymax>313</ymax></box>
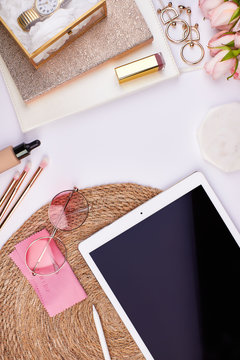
<box><xmin>0</xmin><ymin>0</ymin><xmax>240</xmax><ymax>249</ymax></box>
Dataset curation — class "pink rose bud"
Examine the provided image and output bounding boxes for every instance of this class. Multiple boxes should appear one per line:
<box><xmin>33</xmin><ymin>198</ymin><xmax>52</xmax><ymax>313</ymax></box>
<box><xmin>205</xmin><ymin>50</ymin><xmax>236</xmax><ymax>79</ymax></box>
<box><xmin>208</xmin><ymin>31</ymin><xmax>235</xmax><ymax>56</ymax></box>
<box><xmin>232</xmin><ymin>61</ymin><xmax>240</xmax><ymax>79</ymax></box>
<box><xmin>234</xmin><ymin>32</ymin><xmax>240</xmax><ymax>48</ymax></box>
<box><xmin>199</xmin><ymin>0</ymin><xmax>224</xmax><ymax>18</ymax></box>
<box><xmin>209</xmin><ymin>2</ymin><xmax>239</xmax><ymax>29</ymax></box>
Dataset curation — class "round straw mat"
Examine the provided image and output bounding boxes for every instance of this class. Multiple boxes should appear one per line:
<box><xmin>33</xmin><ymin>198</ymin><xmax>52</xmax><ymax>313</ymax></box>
<box><xmin>0</xmin><ymin>183</ymin><xmax>160</xmax><ymax>360</ymax></box>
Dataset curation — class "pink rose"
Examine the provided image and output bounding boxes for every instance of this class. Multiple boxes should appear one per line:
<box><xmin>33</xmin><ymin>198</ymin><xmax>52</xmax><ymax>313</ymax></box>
<box><xmin>234</xmin><ymin>32</ymin><xmax>240</xmax><ymax>48</ymax></box>
<box><xmin>208</xmin><ymin>31</ymin><xmax>235</xmax><ymax>56</ymax></box>
<box><xmin>209</xmin><ymin>2</ymin><xmax>239</xmax><ymax>29</ymax></box>
<box><xmin>233</xmin><ymin>18</ymin><xmax>240</xmax><ymax>31</ymax></box>
<box><xmin>231</xmin><ymin>59</ymin><xmax>240</xmax><ymax>79</ymax></box>
<box><xmin>199</xmin><ymin>0</ymin><xmax>224</xmax><ymax>18</ymax></box>
<box><xmin>205</xmin><ymin>50</ymin><xmax>236</xmax><ymax>79</ymax></box>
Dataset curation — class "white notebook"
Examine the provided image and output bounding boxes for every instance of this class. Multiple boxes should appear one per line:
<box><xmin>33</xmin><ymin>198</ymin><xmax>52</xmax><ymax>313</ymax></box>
<box><xmin>0</xmin><ymin>0</ymin><xmax>179</xmax><ymax>132</ymax></box>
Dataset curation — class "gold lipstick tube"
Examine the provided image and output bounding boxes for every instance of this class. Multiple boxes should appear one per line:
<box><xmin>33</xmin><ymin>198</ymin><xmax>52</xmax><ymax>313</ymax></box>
<box><xmin>115</xmin><ymin>52</ymin><xmax>165</xmax><ymax>84</ymax></box>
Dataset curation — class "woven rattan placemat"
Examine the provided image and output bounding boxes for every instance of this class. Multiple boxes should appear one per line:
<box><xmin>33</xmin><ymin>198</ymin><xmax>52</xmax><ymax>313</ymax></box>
<box><xmin>0</xmin><ymin>183</ymin><xmax>160</xmax><ymax>360</ymax></box>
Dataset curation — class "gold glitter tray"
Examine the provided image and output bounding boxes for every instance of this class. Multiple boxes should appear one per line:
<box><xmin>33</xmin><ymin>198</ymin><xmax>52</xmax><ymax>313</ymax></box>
<box><xmin>0</xmin><ymin>0</ymin><xmax>107</xmax><ymax>68</ymax></box>
<box><xmin>0</xmin><ymin>0</ymin><xmax>153</xmax><ymax>102</ymax></box>
<box><xmin>0</xmin><ymin>0</ymin><xmax>179</xmax><ymax>132</ymax></box>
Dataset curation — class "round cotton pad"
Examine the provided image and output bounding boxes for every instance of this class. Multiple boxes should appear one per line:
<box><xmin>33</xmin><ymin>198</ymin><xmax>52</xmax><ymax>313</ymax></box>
<box><xmin>198</xmin><ymin>103</ymin><xmax>240</xmax><ymax>173</ymax></box>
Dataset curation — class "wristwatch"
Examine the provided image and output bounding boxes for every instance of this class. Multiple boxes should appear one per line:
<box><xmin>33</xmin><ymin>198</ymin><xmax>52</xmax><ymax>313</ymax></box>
<box><xmin>17</xmin><ymin>0</ymin><xmax>71</xmax><ymax>31</ymax></box>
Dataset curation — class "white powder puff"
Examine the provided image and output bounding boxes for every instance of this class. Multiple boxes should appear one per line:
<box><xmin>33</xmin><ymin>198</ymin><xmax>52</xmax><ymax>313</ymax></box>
<box><xmin>198</xmin><ymin>103</ymin><xmax>240</xmax><ymax>172</ymax></box>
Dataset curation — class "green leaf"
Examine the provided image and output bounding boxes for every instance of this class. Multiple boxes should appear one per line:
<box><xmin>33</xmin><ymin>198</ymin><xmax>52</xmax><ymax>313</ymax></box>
<box><xmin>225</xmin><ymin>40</ymin><xmax>235</xmax><ymax>47</ymax></box>
<box><xmin>221</xmin><ymin>49</ymin><xmax>240</xmax><ymax>61</ymax></box>
<box><xmin>221</xmin><ymin>50</ymin><xmax>235</xmax><ymax>61</ymax></box>
<box><xmin>208</xmin><ymin>40</ymin><xmax>235</xmax><ymax>51</ymax></box>
<box><xmin>229</xmin><ymin>7</ymin><xmax>240</xmax><ymax>23</ymax></box>
<box><xmin>208</xmin><ymin>45</ymin><xmax>231</xmax><ymax>51</ymax></box>
<box><xmin>232</xmin><ymin>49</ymin><xmax>240</xmax><ymax>56</ymax></box>
<box><xmin>227</xmin><ymin>58</ymin><xmax>239</xmax><ymax>80</ymax></box>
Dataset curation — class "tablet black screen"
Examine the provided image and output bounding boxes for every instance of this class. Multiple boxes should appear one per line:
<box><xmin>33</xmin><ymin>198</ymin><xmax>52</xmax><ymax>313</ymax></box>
<box><xmin>90</xmin><ymin>186</ymin><xmax>240</xmax><ymax>360</ymax></box>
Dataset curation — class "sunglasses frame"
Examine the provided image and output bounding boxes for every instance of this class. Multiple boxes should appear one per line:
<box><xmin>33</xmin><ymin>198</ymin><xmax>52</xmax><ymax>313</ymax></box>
<box><xmin>24</xmin><ymin>187</ymin><xmax>89</xmax><ymax>276</ymax></box>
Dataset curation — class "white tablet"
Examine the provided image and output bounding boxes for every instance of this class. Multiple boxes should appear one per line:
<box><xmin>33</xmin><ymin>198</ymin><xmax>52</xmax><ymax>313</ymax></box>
<box><xmin>79</xmin><ymin>172</ymin><xmax>240</xmax><ymax>360</ymax></box>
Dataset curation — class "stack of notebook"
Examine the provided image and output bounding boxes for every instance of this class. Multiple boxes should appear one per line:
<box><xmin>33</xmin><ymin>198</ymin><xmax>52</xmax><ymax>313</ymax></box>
<box><xmin>0</xmin><ymin>0</ymin><xmax>179</xmax><ymax>131</ymax></box>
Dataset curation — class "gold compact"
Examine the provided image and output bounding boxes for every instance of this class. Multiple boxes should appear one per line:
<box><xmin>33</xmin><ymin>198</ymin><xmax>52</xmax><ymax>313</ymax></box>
<box><xmin>115</xmin><ymin>52</ymin><xmax>165</xmax><ymax>84</ymax></box>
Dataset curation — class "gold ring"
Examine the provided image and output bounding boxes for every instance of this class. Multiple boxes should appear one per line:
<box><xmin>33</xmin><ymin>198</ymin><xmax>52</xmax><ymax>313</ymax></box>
<box><xmin>180</xmin><ymin>41</ymin><xmax>205</xmax><ymax>65</ymax></box>
<box><xmin>165</xmin><ymin>19</ymin><xmax>190</xmax><ymax>44</ymax></box>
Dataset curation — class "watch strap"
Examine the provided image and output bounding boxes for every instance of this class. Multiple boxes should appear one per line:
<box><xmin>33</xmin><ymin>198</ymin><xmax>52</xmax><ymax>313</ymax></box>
<box><xmin>60</xmin><ymin>0</ymin><xmax>71</xmax><ymax>7</ymax></box>
<box><xmin>17</xmin><ymin>8</ymin><xmax>40</xmax><ymax>31</ymax></box>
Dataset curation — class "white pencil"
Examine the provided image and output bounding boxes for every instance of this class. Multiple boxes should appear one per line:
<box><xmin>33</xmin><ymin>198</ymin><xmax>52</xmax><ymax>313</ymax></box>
<box><xmin>92</xmin><ymin>305</ymin><xmax>111</xmax><ymax>360</ymax></box>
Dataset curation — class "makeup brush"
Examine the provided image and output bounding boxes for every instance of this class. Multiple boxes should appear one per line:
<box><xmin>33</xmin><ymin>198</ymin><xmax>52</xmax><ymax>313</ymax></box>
<box><xmin>0</xmin><ymin>162</ymin><xmax>32</xmax><ymax>222</ymax></box>
<box><xmin>0</xmin><ymin>158</ymin><xmax>48</xmax><ymax>230</ymax></box>
<box><xmin>0</xmin><ymin>171</ymin><xmax>20</xmax><ymax>208</ymax></box>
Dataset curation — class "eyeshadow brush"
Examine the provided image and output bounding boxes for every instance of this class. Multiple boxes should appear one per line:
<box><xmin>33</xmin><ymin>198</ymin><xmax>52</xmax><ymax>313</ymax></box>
<box><xmin>0</xmin><ymin>158</ymin><xmax>48</xmax><ymax>230</ymax></box>
<box><xmin>0</xmin><ymin>162</ymin><xmax>31</xmax><ymax>222</ymax></box>
<box><xmin>0</xmin><ymin>171</ymin><xmax>20</xmax><ymax>208</ymax></box>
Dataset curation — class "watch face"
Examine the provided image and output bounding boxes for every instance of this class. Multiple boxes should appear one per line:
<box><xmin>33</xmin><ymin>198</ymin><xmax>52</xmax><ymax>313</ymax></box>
<box><xmin>36</xmin><ymin>0</ymin><xmax>59</xmax><ymax>15</ymax></box>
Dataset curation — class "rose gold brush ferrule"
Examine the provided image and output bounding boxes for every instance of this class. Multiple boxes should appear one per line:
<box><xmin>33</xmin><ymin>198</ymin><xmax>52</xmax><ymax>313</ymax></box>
<box><xmin>0</xmin><ymin>158</ymin><xmax>48</xmax><ymax>230</ymax></box>
<box><xmin>0</xmin><ymin>173</ymin><xmax>19</xmax><ymax>208</ymax></box>
<box><xmin>0</xmin><ymin>179</ymin><xmax>15</xmax><ymax>208</ymax></box>
<box><xmin>20</xmin><ymin>167</ymin><xmax>43</xmax><ymax>198</ymax></box>
<box><xmin>0</xmin><ymin>168</ymin><xmax>29</xmax><ymax>222</ymax></box>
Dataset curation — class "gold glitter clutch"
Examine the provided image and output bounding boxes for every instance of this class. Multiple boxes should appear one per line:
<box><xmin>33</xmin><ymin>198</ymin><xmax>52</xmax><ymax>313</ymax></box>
<box><xmin>0</xmin><ymin>0</ymin><xmax>107</xmax><ymax>68</ymax></box>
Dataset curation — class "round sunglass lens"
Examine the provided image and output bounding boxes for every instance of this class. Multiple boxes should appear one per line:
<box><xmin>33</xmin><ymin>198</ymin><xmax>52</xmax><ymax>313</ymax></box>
<box><xmin>48</xmin><ymin>190</ymin><xmax>89</xmax><ymax>231</ymax></box>
<box><xmin>25</xmin><ymin>236</ymin><xmax>67</xmax><ymax>276</ymax></box>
